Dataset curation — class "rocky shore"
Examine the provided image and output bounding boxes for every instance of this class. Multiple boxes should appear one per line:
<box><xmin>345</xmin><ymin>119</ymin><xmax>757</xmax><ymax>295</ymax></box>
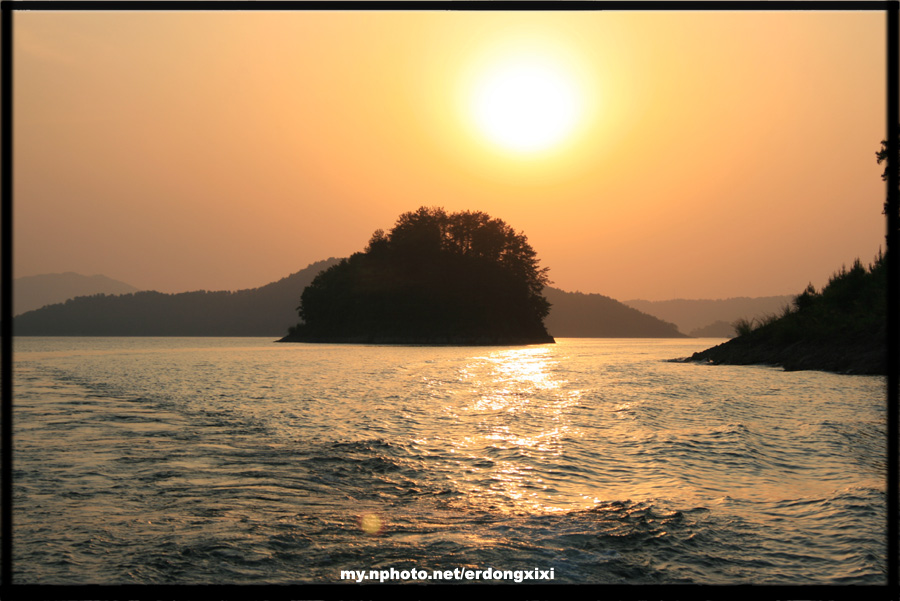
<box><xmin>682</xmin><ymin>335</ymin><xmax>887</xmax><ymax>376</ymax></box>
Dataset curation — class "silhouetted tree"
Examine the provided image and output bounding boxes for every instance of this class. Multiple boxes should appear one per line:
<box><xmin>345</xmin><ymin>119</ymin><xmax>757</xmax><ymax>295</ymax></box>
<box><xmin>289</xmin><ymin>207</ymin><xmax>553</xmax><ymax>344</ymax></box>
<box><xmin>877</xmin><ymin>136</ymin><xmax>895</xmax><ymax>217</ymax></box>
<box><xmin>877</xmin><ymin>136</ymin><xmax>895</xmax><ymax>184</ymax></box>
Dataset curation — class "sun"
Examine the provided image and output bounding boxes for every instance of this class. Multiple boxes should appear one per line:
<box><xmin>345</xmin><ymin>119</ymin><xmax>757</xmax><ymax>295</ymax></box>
<box><xmin>469</xmin><ymin>55</ymin><xmax>584</xmax><ymax>155</ymax></box>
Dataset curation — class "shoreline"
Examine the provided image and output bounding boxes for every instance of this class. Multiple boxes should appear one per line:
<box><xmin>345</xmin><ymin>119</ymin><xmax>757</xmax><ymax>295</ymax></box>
<box><xmin>681</xmin><ymin>336</ymin><xmax>886</xmax><ymax>376</ymax></box>
<box><xmin>277</xmin><ymin>333</ymin><xmax>556</xmax><ymax>345</ymax></box>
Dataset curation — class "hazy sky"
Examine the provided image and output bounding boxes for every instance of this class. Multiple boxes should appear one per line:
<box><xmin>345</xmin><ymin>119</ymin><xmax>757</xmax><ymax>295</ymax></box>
<box><xmin>13</xmin><ymin>9</ymin><xmax>888</xmax><ymax>301</ymax></box>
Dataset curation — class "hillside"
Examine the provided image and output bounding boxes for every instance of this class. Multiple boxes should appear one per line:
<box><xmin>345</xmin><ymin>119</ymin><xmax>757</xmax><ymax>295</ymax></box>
<box><xmin>14</xmin><ymin>257</ymin><xmax>684</xmax><ymax>340</ymax></box>
<box><xmin>13</xmin><ymin>272</ymin><xmax>139</xmax><ymax>316</ymax></box>
<box><xmin>624</xmin><ymin>295</ymin><xmax>795</xmax><ymax>337</ymax></box>
<box><xmin>543</xmin><ymin>288</ymin><xmax>686</xmax><ymax>338</ymax></box>
<box><xmin>686</xmin><ymin>255</ymin><xmax>888</xmax><ymax>375</ymax></box>
<box><xmin>688</xmin><ymin>320</ymin><xmax>735</xmax><ymax>338</ymax></box>
<box><xmin>13</xmin><ymin>259</ymin><xmax>340</xmax><ymax>336</ymax></box>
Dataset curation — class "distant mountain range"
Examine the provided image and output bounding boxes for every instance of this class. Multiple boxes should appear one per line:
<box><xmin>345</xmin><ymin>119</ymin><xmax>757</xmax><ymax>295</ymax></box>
<box><xmin>623</xmin><ymin>296</ymin><xmax>796</xmax><ymax>338</ymax></box>
<box><xmin>543</xmin><ymin>288</ymin><xmax>684</xmax><ymax>338</ymax></box>
<box><xmin>687</xmin><ymin>320</ymin><xmax>737</xmax><ymax>338</ymax></box>
<box><xmin>13</xmin><ymin>272</ymin><xmax>140</xmax><ymax>316</ymax></box>
<box><xmin>12</xmin><ymin>259</ymin><xmax>339</xmax><ymax>337</ymax></box>
<box><xmin>13</xmin><ymin>259</ymin><xmax>686</xmax><ymax>338</ymax></box>
<box><xmin>13</xmin><ymin>263</ymin><xmax>797</xmax><ymax>339</ymax></box>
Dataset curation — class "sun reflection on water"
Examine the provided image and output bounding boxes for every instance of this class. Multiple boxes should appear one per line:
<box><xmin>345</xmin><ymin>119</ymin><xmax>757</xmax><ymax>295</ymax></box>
<box><xmin>442</xmin><ymin>345</ymin><xmax>596</xmax><ymax>514</ymax></box>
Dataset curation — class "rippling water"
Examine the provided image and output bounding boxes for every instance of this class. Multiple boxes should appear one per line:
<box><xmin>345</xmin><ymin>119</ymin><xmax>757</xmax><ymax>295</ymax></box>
<box><xmin>12</xmin><ymin>337</ymin><xmax>887</xmax><ymax>584</ymax></box>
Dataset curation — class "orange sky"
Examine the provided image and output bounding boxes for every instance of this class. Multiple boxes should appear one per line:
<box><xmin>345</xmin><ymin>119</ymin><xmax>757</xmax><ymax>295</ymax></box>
<box><xmin>13</xmin><ymin>9</ymin><xmax>888</xmax><ymax>301</ymax></box>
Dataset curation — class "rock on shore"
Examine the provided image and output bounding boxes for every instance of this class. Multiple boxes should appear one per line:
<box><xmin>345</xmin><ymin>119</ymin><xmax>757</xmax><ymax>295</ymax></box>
<box><xmin>683</xmin><ymin>335</ymin><xmax>886</xmax><ymax>376</ymax></box>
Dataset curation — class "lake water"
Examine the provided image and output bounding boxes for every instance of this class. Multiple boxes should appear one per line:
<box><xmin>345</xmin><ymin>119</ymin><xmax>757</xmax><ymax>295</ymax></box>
<box><xmin>11</xmin><ymin>337</ymin><xmax>887</xmax><ymax>584</ymax></box>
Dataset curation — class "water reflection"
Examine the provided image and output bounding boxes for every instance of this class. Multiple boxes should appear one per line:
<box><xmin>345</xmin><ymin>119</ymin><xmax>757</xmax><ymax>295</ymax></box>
<box><xmin>13</xmin><ymin>338</ymin><xmax>887</xmax><ymax>584</ymax></box>
<box><xmin>446</xmin><ymin>346</ymin><xmax>591</xmax><ymax>513</ymax></box>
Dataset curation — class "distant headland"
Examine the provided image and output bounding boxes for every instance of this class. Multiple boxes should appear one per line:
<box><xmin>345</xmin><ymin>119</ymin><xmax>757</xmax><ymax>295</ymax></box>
<box><xmin>683</xmin><ymin>253</ymin><xmax>888</xmax><ymax>375</ymax></box>
<box><xmin>683</xmin><ymin>135</ymin><xmax>895</xmax><ymax>375</ymax></box>
<box><xmin>279</xmin><ymin>207</ymin><xmax>555</xmax><ymax>345</ymax></box>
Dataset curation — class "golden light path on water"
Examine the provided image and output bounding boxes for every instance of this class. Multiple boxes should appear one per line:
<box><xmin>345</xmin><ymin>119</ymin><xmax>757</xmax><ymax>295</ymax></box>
<box><xmin>394</xmin><ymin>340</ymin><xmax>883</xmax><ymax>518</ymax></box>
<box><xmin>434</xmin><ymin>346</ymin><xmax>595</xmax><ymax>514</ymax></box>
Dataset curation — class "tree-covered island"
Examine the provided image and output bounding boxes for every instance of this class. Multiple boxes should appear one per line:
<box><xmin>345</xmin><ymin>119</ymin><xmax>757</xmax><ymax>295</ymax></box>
<box><xmin>279</xmin><ymin>207</ymin><xmax>555</xmax><ymax>345</ymax></box>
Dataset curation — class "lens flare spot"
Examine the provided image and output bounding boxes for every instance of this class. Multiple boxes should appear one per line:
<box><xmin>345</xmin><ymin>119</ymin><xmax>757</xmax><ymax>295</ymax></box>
<box><xmin>359</xmin><ymin>512</ymin><xmax>385</xmax><ymax>536</ymax></box>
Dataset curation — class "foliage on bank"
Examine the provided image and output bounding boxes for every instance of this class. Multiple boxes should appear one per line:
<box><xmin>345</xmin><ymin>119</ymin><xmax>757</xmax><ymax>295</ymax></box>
<box><xmin>690</xmin><ymin>252</ymin><xmax>888</xmax><ymax>374</ymax></box>
<box><xmin>282</xmin><ymin>207</ymin><xmax>554</xmax><ymax>344</ymax></box>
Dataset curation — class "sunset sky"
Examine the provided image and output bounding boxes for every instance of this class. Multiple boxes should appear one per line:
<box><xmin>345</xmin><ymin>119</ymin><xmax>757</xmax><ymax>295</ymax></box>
<box><xmin>13</xmin><ymin>8</ymin><xmax>888</xmax><ymax>301</ymax></box>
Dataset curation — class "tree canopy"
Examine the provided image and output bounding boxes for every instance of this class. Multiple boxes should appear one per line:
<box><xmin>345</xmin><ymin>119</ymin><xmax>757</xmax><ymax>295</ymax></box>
<box><xmin>284</xmin><ymin>207</ymin><xmax>554</xmax><ymax>344</ymax></box>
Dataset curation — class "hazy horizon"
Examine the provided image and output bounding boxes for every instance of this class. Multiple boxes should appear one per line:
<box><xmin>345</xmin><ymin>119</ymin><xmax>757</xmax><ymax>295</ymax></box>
<box><xmin>13</xmin><ymin>9</ymin><xmax>888</xmax><ymax>301</ymax></box>
<box><xmin>12</xmin><ymin>262</ymin><xmax>799</xmax><ymax>305</ymax></box>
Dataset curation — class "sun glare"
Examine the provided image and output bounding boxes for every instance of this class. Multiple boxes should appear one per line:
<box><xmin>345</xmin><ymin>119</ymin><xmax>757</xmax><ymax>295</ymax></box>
<box><xmin>469</xmin><ymin>55</ymin><xmax>584</xmax><ymax>155</ymax></box>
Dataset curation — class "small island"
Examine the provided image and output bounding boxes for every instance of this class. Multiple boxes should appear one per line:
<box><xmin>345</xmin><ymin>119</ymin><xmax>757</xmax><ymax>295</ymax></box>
<box><xmin>685</xmin><ymin>253</ymin><xmax>888</xmax><ymax>375</ymax></box>
<box><xmin>279</xmin><ymin>207</ymin><xmax>555</xmax><ymax>345</ymax></box>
